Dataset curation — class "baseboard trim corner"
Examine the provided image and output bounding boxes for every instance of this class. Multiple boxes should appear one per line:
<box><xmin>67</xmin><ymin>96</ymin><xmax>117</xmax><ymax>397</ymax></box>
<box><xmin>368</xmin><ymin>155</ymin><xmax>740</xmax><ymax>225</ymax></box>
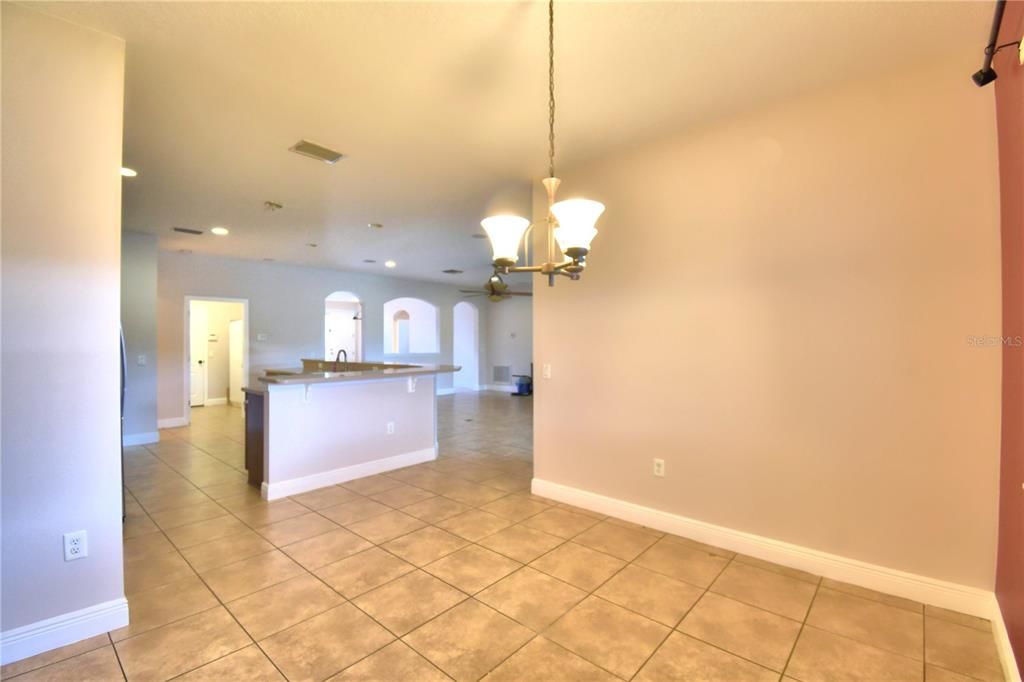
<box><xmin>263</xmin><ymin>446</ymin><xmax>438</xmax><ymax>500</ymax></box>
<box><xmin>991</xmin><ymin>595</ymin><xmax>1022</xmax><ymax>682</ymax></box>
<box><xmin>204</xmin><ymin>397</ymin><xmax>228</xmax><ymax>406</ymax></box>
<box><xmin>157</xmin><ymin>416</ymin><xmax>188</xmax><ymax>429</ymax></box>
<box><xmin>122</xmin><ymin>431</ymin><xmax>159</xmax><ymax>447</ymax></box>
<box><xmin>531</xmin><ymin>478</ymin><xmax>996</xmax><ymax>619</ymax></box>
<box><xmin>0</xmin><ymin>597</ymin><xmax>128</xmax><ymax>665</ymax></box>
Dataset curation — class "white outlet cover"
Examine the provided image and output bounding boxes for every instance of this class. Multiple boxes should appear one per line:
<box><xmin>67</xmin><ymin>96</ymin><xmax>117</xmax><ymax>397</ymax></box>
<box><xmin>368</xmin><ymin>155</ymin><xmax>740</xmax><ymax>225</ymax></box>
<box><xmin>542</xmin><ymin>364</ymin><xmax>552</xmax><ymax>379</ymax></box>
<box><xmin>386</xmin><ymin>421</ymin><xmax>395</xmax><ymax>435</ymax></box>
<box><xmin>136</xmin><ymin>354</ymin><xmax>147</xmax><ymax>366</ymax></box>
<box><xmin>256</xmin><ymin>333</ymin><xmax>269</xmax><ymax>341</ymax></box>
<box><xmin>63</xmin><ymin>530</ymin><xmax>88</xmax><ymax>561</ymax></box>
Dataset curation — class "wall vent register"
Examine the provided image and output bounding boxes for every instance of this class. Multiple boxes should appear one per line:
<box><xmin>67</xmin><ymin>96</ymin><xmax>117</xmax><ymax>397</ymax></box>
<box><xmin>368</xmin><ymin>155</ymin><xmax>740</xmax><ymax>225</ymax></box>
<box><xmin>289</xmin><ymin>139</ymin><xmax>344</xmax><ymax>164</ymax></box>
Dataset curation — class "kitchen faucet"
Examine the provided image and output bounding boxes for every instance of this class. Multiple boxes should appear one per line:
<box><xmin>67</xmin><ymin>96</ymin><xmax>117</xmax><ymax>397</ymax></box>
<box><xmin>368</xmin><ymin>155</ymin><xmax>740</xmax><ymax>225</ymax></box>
<box><xmin>335</xmin><ymin>349</ymin><xmax>348</xmax><ymax>368</ymax></box>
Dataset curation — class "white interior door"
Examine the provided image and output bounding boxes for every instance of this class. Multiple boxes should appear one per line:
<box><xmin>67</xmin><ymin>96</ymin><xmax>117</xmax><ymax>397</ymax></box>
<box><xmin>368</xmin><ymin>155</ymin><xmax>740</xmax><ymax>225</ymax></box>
<box><xmin>189</xmin><ymin>303</ymin><xmax>208</xmax><ymax>407</ymax></box>
<box><xmin>228</xmin><ymin>318</ymin><xmax>244</xmax><ymax>406</ymax></box>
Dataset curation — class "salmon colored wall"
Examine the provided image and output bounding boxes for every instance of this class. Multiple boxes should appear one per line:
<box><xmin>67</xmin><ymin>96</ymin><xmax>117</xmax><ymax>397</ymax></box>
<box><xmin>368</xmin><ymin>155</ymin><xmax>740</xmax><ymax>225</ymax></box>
<box><xmin>995</xmin><ymin>0</ymin><xmax>1024</xmax><ymax>670</ymax></box>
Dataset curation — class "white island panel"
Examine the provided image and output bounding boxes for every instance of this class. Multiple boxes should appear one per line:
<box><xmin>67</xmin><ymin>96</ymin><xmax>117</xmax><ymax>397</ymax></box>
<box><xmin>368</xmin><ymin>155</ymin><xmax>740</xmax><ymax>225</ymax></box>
<box><xmin>262</xmin><ymin>375</ymin><xmax>437</xmax><ymax>499</ymax></box>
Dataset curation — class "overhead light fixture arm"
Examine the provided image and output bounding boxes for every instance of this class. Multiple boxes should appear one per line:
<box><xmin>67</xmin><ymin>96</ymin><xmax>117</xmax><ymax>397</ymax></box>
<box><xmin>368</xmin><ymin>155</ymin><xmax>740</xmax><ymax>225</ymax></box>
<box><xmin>479</xmin><ymin>0</ymin><xmax>603</xmax><ymax>288</ymax></box>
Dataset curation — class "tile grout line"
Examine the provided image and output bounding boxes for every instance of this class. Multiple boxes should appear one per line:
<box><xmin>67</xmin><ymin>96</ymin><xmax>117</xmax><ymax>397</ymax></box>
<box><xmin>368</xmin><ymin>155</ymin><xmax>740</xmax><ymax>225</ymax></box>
<box><xmin>776</xmin><ymin>573</ymin><xmax>823</xmax><ymax>680</ymax></box>
<box><xmin>624</xmin><ymin>550</ymin><xmax>739</xmax><ymax>681</ymax></box>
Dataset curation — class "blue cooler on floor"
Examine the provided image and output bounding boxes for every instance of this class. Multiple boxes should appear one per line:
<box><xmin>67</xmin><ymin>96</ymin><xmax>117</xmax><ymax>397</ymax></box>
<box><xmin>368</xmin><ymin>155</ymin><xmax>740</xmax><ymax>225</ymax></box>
<box><xmin>513</xmin><ymin>374</ymin><xmax>533</xmax><ymax>396</ymax></box>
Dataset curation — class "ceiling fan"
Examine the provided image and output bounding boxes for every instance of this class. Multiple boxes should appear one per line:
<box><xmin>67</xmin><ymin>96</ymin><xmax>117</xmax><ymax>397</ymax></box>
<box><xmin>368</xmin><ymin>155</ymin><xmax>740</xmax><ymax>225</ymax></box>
<box><xmin>459</xmin><ymin>274</ymin><xmax>533</xmax><ymax>303</ymax></box>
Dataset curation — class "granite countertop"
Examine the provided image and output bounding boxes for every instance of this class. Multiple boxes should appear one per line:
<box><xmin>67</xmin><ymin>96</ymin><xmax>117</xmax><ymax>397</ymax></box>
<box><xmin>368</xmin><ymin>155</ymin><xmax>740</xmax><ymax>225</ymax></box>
<box><xmin>255</xmin><ymin>363</ymin><xmax>460</xmax><ymax>387</ymax></box>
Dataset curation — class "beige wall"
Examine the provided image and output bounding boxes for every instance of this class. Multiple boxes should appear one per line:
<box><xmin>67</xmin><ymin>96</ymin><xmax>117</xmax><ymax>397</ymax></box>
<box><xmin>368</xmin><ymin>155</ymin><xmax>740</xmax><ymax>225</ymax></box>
<box><xmin>1</xmin><ymin>2</ymin><xmax>127</xmax><ymax>654</ymax></box>
<box><xmin>157</xmin><ymin>252</ymin><xmax>490</xmax><ymax>423</ymax></box>
<box><xmin>122</xmin><ymin>231</ymin><xmax>159</xmax><ymax>439</ymax></box>
<box><xmin>534</xmin><ymin>59</ymin><xmax>1002</xmax><ymax>588</ymax></box>
<box><xmin>486</xmin><ymin>295</ymin><xmax>533</xmax><ymax>386</ymax></box>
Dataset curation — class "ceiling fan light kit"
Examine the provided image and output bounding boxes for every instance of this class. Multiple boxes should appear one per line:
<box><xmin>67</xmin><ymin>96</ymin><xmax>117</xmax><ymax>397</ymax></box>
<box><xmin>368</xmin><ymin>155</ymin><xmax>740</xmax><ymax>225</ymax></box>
<box><xmin>481</xmin><ymin>0</ymin><xmax>604</xmax><ymax>287</ymax></box>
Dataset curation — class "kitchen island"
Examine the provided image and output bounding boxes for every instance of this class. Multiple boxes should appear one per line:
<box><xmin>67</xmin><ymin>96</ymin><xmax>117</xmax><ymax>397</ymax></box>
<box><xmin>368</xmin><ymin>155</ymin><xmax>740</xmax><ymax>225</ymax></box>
<box><xmin>243</xmin><ymin>362</ymin><xmax>458</xmax><ymax>500</ymax></box>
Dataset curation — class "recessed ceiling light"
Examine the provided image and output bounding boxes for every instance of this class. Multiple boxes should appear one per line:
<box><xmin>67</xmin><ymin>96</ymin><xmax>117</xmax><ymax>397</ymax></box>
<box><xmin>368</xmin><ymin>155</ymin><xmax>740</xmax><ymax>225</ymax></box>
<box><xmin>210</xmin><ymin>226</ymin><xmax>229</xmax><ymax>236</ymax></box>
<box><xmin>120</xmin><ymin>167</ymin><xmax>137</xmax><ymax>177</ymax></box>
<box><xmin>384</xmin><ymin>260</ymin><xmax>397</xmax><ymax>269</ymax></box>
<box><xmin>442</xmin><ymin>269</ymin><xmax>464</xmax><ymax>274</ymax></box>
<box><xmin>363</xmin><ymin>259</ymin><xmax>377</xmax><ymax>263</ymax></box>
<box><xmin>368</xmin><ymin>223</ymin><xmax>383</xmax><ymax>229</ymax></box>
<box><xmin>289</xmin><ymin>139</ymin><xmax>344</xmax><ymax>165</ymax></box>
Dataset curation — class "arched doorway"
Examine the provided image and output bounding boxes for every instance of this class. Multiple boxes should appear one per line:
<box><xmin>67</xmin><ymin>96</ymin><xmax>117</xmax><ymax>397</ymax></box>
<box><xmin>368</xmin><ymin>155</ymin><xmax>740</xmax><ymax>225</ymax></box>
<box><xmin>453</xmin><ymin>301</ymin><xmax>480</xmax><ymax>390</ymax></box>
<box><xmin>382</xmin><ymin>297</ymin><xmax>439</xmax><ymax>355</ymax></box>
<box><xmin>325</xmin><ymin>291</ymin><xmax>362</xmax><ymax>361</ymax></box>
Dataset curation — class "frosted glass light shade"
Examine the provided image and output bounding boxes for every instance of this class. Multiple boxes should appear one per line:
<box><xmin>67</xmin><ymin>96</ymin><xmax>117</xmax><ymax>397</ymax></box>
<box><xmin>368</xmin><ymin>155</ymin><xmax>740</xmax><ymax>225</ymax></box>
<box><xmin>551</xmin><ymin>198</ymin><xmax>604</xmax><ymax>255</ymax></box>
<box><xmin>481</xmin><ymin>215</ymin><xmax>530</xmax><ymax>265</ymax></box>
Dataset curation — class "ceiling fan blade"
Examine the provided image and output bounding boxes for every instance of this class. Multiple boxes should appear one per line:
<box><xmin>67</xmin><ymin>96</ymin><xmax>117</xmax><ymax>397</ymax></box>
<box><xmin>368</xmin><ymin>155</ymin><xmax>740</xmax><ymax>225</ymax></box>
<box><xmin>503</xmin><ymin>292</ymin><xmax>533</xmax><ymax>297</ymax></box>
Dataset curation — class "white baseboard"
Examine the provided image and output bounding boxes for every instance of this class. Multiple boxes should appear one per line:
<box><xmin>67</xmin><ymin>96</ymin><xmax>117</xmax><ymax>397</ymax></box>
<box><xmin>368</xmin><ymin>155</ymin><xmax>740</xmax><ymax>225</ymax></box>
<box><xmin>122</xmin><ymin>431</ymin><xmax>159</xmax><ymax>447</ymax></box>
<box><xmin>436</xmin><ymin>388</ymin><xmax>456</xmax><ymax>396</ymax></box>
<box><xmin>263</xmin><ymin>447</ymin><xmax>437</xmax><ymax>500</ymax></box>
<box><xmin>991</xmin><ymin>596</ymin><xmax>1022</xmax><ymax>682</ymax></box>
<box><xmin>157</xmin><ymin>417</ymin><xmax>187</xmax><ymax>429</ymax></box>
<box><xmin>0</xmin><ymin>598</ymin><xmax>128</xmax><ymax>665</ymax></box>
<box><xmin>483</xmin><ymin>383</ymin><xmax>514</xmax><ymax>392</ymax></box>
<box><xmin>204</xmin><ymin>397</ymin><xmax>228</xmax><ymax>406</ymax></box>
<box><xmin>531</xmin><ymin>478</ymin><xmax>995</xmax><ymax>619</ymax></box>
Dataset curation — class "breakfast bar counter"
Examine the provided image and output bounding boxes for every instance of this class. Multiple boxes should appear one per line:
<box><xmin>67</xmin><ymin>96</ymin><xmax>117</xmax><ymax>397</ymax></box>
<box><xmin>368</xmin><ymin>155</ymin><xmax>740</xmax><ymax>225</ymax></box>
<box><xmin>243</xmin><ymin>362</ymin><xmax>458</xmax><ymax>500</ymax></box>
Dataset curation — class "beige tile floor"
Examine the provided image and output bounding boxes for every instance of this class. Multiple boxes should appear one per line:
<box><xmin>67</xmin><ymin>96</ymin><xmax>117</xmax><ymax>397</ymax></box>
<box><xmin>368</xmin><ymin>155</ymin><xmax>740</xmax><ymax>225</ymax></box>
<box><xmin>2</xmin><ymin>392</ymin><xmax>1007</xmax><ymax>681</ymax></box>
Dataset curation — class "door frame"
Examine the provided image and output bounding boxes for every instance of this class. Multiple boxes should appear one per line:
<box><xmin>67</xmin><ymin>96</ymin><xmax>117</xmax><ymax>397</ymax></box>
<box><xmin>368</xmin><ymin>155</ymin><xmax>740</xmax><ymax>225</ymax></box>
<box><xmin>228</xmin><ymin>318</ymin><xmax>245</xmax><ymax>406</ymax></box>
<box><xmin>183</xmin><ymin>295</ymin><xmax>250</xmax><ymax>426</ymax></box>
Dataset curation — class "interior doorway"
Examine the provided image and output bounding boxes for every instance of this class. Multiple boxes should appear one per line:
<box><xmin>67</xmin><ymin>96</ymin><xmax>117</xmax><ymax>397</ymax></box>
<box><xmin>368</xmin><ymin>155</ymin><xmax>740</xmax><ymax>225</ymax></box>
<box><xmin>325</xmin><ymin>291</ymin><xmax>363</xmax><ymax>361</ymax></box>
<box><xmin>186</xmin><ymin>297</ymin><xmax>248</xmax><ymax>415</ymax></box>
<box><xmin>453</xmin><ymin>301</ymin><xmax>480</xmax><ymax>390</ymax></box>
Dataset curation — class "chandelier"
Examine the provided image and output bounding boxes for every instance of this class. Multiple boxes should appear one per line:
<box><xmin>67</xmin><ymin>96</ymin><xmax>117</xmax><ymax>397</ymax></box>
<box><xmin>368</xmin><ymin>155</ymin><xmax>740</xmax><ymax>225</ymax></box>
<box><xmin>481</xmin><ymin>0</ymin><xmax>604</xmax><ymax>287</ymax></box>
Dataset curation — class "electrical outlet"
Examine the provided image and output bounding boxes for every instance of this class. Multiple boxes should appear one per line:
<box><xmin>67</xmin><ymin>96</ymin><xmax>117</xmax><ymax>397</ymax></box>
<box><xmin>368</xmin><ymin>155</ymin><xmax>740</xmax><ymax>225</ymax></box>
<box><xmin>542</xmin><ymin>363</ymin><xmax>552</xmax><ymax>379</ymax></box>
<box><xmin>136</xmin><ymin>354</ymin><xmax>147</xmax><ymax>366</ymax></box>
<box><xmin>653</xmin><ymin>459</ymin><xmax>665</xmax><ymax>477</ymax></box>
<box><xmin>407</xmin><ymin>377</ymin><xmax>417</xmax><ymax>393</ymax></box>
<box><xmin>63</xmin><ymin>530</ymin><xmax>88</xmax><ymax>561</ymax></box>
<box><xmin>256</xmin><ymin>333</ymin><xmax>268</xmax><ymax>342</ymax></box>
<box><xmin>386</xmin><ymin>421</ymin><xmax>395</xmax><ymax>435</ymax></box>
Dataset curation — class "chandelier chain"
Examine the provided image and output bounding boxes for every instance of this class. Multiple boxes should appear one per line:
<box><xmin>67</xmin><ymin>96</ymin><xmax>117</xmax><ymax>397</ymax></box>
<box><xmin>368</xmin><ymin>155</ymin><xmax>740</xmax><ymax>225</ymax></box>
<box><xmin>548</xmin><ymin>0</ymin><xmax>555</xmax><ymax>180</ymax></box>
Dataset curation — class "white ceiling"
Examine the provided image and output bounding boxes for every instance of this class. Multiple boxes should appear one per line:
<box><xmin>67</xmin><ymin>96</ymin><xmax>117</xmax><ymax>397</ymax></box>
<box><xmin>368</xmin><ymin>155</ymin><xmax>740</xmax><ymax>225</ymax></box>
<box><xmin>37</xmin><ymin>0</ymin><xmax>990</xmax><ymax>286</ymax></box>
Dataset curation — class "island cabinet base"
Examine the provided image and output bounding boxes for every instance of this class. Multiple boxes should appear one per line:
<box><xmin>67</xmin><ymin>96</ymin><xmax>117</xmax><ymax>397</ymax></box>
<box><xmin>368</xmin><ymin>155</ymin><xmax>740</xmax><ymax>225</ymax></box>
<box><xmin>260</xmin><ymin>374</ymin><xmax>440</xmax><ymax>500</ymax></box>
<box><xmin>243</xmin><ymin>389</ymin><xmax>265</xmax><ymax>488</ymax></box>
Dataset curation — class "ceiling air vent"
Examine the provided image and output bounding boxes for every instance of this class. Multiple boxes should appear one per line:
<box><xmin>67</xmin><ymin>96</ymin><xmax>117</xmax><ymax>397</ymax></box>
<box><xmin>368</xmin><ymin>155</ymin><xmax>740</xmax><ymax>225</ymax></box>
<box><xmin>289</xmin><ymin>139</ymin><xmax>344</xmax><ymax>165</ymax></box>
<box><xmin>172</xmin><ymin>227</ymin><xmax>203</xmax><ymax>235</ymax></box>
